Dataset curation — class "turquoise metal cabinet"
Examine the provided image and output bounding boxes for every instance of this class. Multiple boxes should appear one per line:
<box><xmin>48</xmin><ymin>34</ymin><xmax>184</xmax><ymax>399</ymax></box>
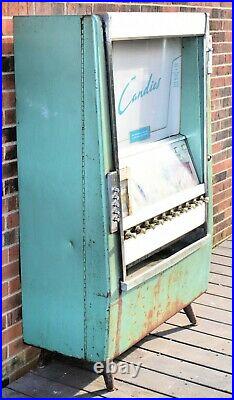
<box><xmin>14</xmin><ymin>13</ymin><xmax>212</xmax><ymax>389</ymax></box>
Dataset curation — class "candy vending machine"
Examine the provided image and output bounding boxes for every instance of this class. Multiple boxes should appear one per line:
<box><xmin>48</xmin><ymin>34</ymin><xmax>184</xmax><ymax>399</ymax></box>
<box><xmin>14</xmin><ymin>12</ymin><xmax>212</xmax><ymax>389</ymax></box>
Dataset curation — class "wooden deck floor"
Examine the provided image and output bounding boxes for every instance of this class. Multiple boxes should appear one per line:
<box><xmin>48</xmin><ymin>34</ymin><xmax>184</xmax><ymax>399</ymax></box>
<box><xmin>3</xmin><ymin>238</ymin><xmax>232</xmax><ymax>398</ymax></box>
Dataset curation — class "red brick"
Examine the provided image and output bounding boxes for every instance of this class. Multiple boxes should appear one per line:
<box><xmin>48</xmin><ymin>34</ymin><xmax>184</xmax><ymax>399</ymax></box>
<box><xmin>212</xmin><ymin>42</ymin><xmax>232</xmax><ymax>54</ymax></box>
<box><xmin>51</xmin><ymin>3</ymin><xmax>65</xmax><ymax>15</ymax></box>
<box><xmin>213</xmin><ymin>226</ymin><xmax>232</xmax><ymax>246</ymax></box>
<box><xmin>2</xmin><ymin>215</ymin><xmax>6</xmax><ymax>232</ymax></box>
<box><xmin>7</xmin><ymin>306</ymin><xmax>22</xmax><ymax>327</ymax></box>
<box><xmin>2</xmin><ymin>322</ymin><xmax>22</xmax><ymax>346</ymax></box>
<box><xmin>213</xmin><ymin>178</ymin><xmax>231</xmax><ymax>195</ymax></box>
<box><xmin>4</xmin><ymin>109</ymin><xmax>16</xmax><ymax>125</ymax></box>
<box><xmin>9</xmin><ymin>244</ymin><xmax>20</xmax><ymax>262</ymax></box>
<box><xmin>210</xmin><ymin>19</ymin><xmax>232</xmax><ymax>31</ymax></box>
<box><xmin>2</xmin><ymin>315</ymin><xmax>7</xmax><ymax>331</ymax></box>
<box><xmin>27</xmin><ymin>3</ymin><xmax>35</xmax><ymax>15</ymax></box>
<box><xmin>139</xmin><ymin>5</ymin><xmax>158</xmax><ymax>12</ymax></box>
<box><xmin>8</xmin><ymin>2</ymin><xmax>19</xmax><ymax>15</ymax></box>
<box><xmin>2</xmin><ymin>248</ymin><xmax>9</xmax><ymax>266</ymax></box>
<box><xmin>2</xmin><ymin>196</ymin><xmax>18</xmax><ymax>214</ymax></box>
<box><xmin>213</xmin><ymin>215</ymin><xmax>232</xmax><ymax>234</ymax></box>
<box><xmin>3</xmin><ymin>144</ymin><xmax>17</xmax><ymax>161</ymax></box>
<box><xmin>2</xmin><ymin>18</ymin><xmax>13</xmax><ymax>36</ymax></box>
<box><xmin>213</xmin><ymin>197</ymin><xmax>232</xmax><ymax>216</ymax></box>
<box><xmin>2</xmin><ymin>292</ymin><xmax>22</xmax><ymax>314</ymax></box>
<box><xmin>158</xmin><ymin>6</ymin><xmax>181</xmax><ymax>12</ymax></box>
<box><xmin>6</xmin><ymin>212</ymin><xmax>19</xmax><ymax>230</ymax></box>
<box><xmin>213</xmin><ymin>188</ymin><xmax>232</xmax><ymax>205</ymax></box>
<box><xmin>25</xmin><ymin>346</ymin><xmax>41</xmax><ymax>363</ymax></box>
<box><xmin>2</xmin><ymin>37</ymin><xmax>14</xmax><ymax>55</ymax></box>
<box><xmin>2</xmin><ymin>347</ymin><xmax>8</xmax><ymax>362</ymax></box>
<box><xmin>117</xmin><ymin>4</ymin><xmax>141</xmax><ymax>12</ymax></box>
<box><xmin>35</xmin><ymin>2</ymin><xmax>52</xmax><ymax>15</ymax></box>
<box><xmin>2</xmin><ymin>282</ymin><xmax>9</xmax><ymax>298</ymax></box>
<box><xmin>2</xmin><ymin>261</ymin><xmax>19</xmax><ymax>281</ymax></box>
<box><xmin>2</xmin><ymin>91</ymin><xmax>16</xmax><ymax>109</ymax></box>
<box><xmin>3</xmin><ymin>177</ymin><xmax>18</xmax><ymax>196</ymax></box>
<box><xmin>2</xmin><ymin>3</ymin><xmax>9</xmax><ymax>16</ymax></box>
<box><xmin>67</xmin><ymin>2</ymin><xmax>93</xmax><ymax>14</ymax></box>
<box><xmin>220</xmin><ymin>3</ymin><xmax>232</xmax><ymax>8</ymax></box>
<box><xmin>213</xmin><ymin>53</ymin><xmax>232</xmax><ymax>65</ymax></box>
<box><xmin>212</xmin><ymin>65</ymin><xmax>232</xmax><ymax>77</ymax></box>
<box><xmin>8</xmin><ymin>276</ymin><xmax>21</xmax><ymax>295</ymax></box>
<box><xmin>8</xmin><ymin>338</ymin><xmax>27</xmax><ymax>357</ymax></box>
<box><xmin>18</xmin><ymin>2</ymin><xmax>28</xmax><ymax>15</ymax></box>
<box><xmin>2</xmin><ymin>74</ymin><xmax>15</xmax><ymax>90</ymax></box>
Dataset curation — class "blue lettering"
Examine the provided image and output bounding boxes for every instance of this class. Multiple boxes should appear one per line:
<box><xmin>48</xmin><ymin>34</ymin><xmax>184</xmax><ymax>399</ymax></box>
<box><xmin>117</xmin><ymin>73</ymin><xmax>161</xmax><ymax>116</ymax></box>
<box><xmin>118</xmin><ymin>76</ymin><xmax>136</xmax><ymax>115</ymax></box>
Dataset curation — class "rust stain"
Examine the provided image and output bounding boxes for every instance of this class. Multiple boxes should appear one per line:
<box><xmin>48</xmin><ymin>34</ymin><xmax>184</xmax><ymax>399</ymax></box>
<box><xmin>147</xmin><ymin>309</ymin><xmax>154</xmax><ymax>320</ymax></box>
<box><xmin>112</xmin><ymin>261</ymin><xmax>205</xmax><ymax>359</ymax></box>
<box><xmin>114</xmin><ymin>295</ymin><xmax>123</xmax><ymax>357</ymax></box>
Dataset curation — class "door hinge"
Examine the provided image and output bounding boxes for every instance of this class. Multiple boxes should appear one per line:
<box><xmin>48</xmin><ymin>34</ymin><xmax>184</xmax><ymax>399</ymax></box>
<box><xmin>206</xmin><ymin>35</ymin><xmax>213</xmax><ymax>75</ymax></box>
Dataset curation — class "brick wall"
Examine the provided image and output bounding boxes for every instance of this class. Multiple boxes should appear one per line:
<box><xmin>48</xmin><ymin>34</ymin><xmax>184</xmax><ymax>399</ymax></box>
<box><xmin>2</xmin><ymin>1</ymin><xmax>232</xmax><ymax>383</ymax></box>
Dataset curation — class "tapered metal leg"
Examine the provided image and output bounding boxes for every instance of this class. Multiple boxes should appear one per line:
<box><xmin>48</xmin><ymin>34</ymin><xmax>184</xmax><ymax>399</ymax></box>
<box><xmin>103</xmin><ymin>363</ymin><xmax>115</xmax><ymax>391</ymax></box>
<box><xmin>184</xmin><ymin>303</ymin><xmax>197</xmax><ymax>325</ymax></box>
<box><xmin>38</xmin><ymin>349</ymin><xmax>53</xmax><ymax>367</ymax></box>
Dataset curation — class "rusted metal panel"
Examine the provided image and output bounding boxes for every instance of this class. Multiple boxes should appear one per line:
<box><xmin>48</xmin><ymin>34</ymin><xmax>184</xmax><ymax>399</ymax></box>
<box><xmin>107</xmin><ymin>238</ymin><xmax>211</xmax><ymax>360</ymax></box>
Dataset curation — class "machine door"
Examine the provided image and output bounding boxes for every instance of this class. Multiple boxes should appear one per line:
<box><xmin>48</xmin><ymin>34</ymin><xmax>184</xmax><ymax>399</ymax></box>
<box><xmin>111</xmin><ymin>37</ymin><xmax>207</xmax><ymax>267</ymax></box>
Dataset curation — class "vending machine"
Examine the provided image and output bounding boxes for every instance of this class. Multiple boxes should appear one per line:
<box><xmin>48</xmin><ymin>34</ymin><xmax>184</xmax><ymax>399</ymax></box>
<box><xmin>14</xmin><ymin>12</ymin><xmax>212</xmax><ymax>389</ymax></box>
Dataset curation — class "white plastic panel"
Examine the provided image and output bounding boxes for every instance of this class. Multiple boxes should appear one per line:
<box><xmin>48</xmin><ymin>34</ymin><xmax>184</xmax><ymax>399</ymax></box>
<box><xmin>124</xmin><ymin>203</ymin><xmax>206</xmax><ymax>266</ymax></box>
<box><xmin>106</xmin><ymin>12</ymin><xmax>207</xmax><ymax>40</ymax></box>
<box><xmin>119</xmin><ymin>135</ymin><xmax>200</xmax><ymax>227</ymax></box>
<box><xmin>112</xmin><ymin>38</ymin><xmax>181</xmax><ymax>146</ymax></box>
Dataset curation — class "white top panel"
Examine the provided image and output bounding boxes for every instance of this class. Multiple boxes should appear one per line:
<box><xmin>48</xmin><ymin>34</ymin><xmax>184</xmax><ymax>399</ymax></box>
<box><xmin>106</xmin><ymin>12</ymin><xmax>207</xmax><ymax>40</ymax></box>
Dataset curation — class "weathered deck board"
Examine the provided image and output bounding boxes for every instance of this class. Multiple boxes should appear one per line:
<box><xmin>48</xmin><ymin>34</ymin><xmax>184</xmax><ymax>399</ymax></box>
<box><xmin>184</xmin><ymin>302</ymin><xmax>232</xmax><ymax>324</ymax></box>
<box><xmin>3</xmin><ymin>240</ymin><xmax>232</xmax><ymax>398</ymax></box>
<box><xmin>33</xmin><ymin>361</ymin><xmax>167</xmax><ymax>398</ymax></box>
<box><xmin>210</xmin><ymin>263</ymin><xmax>232</xmax><ymax>277</ymax></box>
<box><xmin>114</xmin><ymin>363</ymin><xmax>231</xmax><ymax>398</ymax></box>
<box><xmin>8</xmin><ymin>372</ymin><xmax>92</xmax><ymax>398</ymax></box>
<box><xmin>194</xmin><ymin>292</ymin><xmax>232</xmax><ymax>311</ymax></box>
<box><xmin>166</xmin><ymin>313</ymin><xmax>232</xmax><ymax>340</ymax></box>
<box><xmin>119</xmin><ymin>347</ymin><xmax>232</xmax><ymax>393</ymax></box>
<box><xmin>206</xmin><ymin>283</ymin><xmax>232</xmax><ymax>298</ymax></box>
<box><xmin>2</xmin><ymin>388</ymin><xmax>31</xmax><ymax>398</ymax></box>
<box><xmin>212</xmin><ymin>247</ymin><xmax>232</xmax><ymax>257</ymax></box>
<box><xmin>137</xmin><ymin>335</ymin><xmax>232</xmax><ymax>373</ymax></box>
<box><xmin>151</xmin><ymin>322</ymin><xmax>232</xmax><ymax>354</ymax></box>
<box><xmin>219</xmin><ymin>241</ymin><xmax>232</xmax><ymax>249</ymax></box>
<box><xmin>209</xmin><ymin>273</ymin><xmax>232</xmax><ymax>287</ymax></box>
<box><xmin>212</xmin><ymin>254</ymin><xmax>232</xmax><ymax>266</ymax></box>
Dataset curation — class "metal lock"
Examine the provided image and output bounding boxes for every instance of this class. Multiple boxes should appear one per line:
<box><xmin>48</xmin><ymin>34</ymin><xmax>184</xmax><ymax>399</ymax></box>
<box><xmin>107</xmin><ymin>171</ymin><xmax>121</xmax><ymax>233</ymax></box>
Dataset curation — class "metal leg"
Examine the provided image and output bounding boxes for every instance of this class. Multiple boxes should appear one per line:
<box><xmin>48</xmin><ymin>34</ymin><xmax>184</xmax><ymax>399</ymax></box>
<box><xmin>184</xmin><ymin>303</ymin><xmax>197</xmax><ymax>325</ymax></box>
<box><xmin>38</xmin><ymin>349</ymin><xmax>53</xmax><ymax>367</ymax></box>
<box><xmin>103</xmin><ymin>362</ymin><xmax>115</xmax><ymax>391</ymax></box>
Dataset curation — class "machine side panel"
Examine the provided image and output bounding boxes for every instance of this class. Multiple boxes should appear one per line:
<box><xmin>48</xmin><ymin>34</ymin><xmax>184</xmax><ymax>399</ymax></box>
<box><xmin>14</xmin><ymin>16</ymin><xmax>85</xmax><ymax>357</ymax></box>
